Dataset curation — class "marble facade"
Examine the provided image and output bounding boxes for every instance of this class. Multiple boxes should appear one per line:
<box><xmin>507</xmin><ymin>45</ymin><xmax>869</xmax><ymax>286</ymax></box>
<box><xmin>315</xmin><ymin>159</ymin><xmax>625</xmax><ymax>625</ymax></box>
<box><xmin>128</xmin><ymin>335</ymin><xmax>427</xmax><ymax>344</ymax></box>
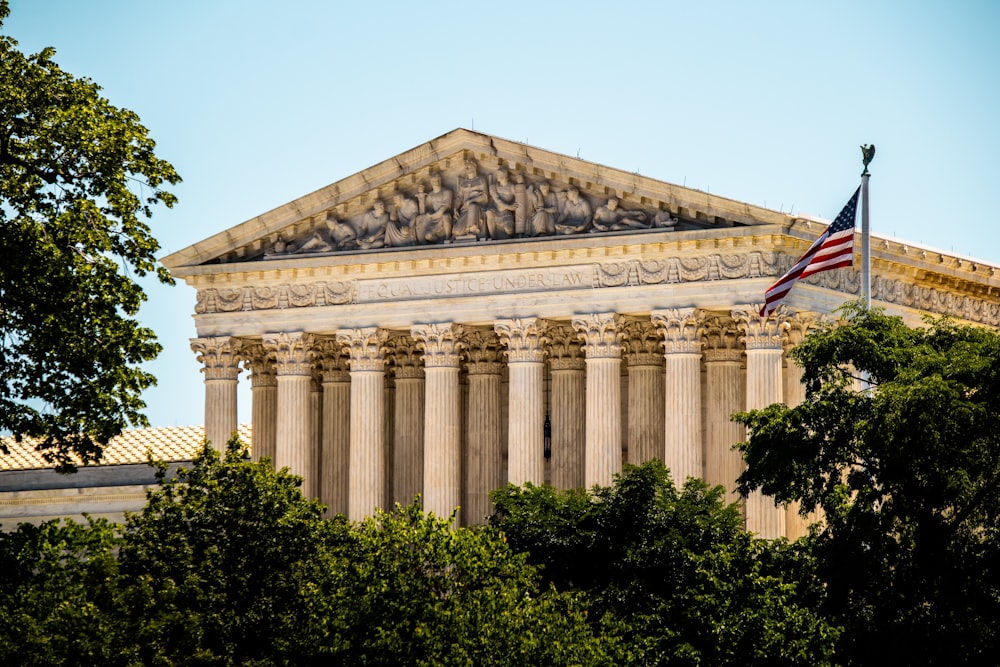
<box><xmin>163</xmin><ymin>129</ymin><xmax>1000</xmax><ymax>538</ymax></box>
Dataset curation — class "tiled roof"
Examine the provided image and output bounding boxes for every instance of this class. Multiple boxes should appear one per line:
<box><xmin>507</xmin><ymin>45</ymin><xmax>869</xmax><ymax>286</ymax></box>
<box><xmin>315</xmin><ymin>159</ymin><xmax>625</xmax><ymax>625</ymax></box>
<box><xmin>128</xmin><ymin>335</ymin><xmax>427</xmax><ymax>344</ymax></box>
<box><xmin>0</xmin><ymin>424</ymin><xmax>253</xmax><ymax>472</ymax></box>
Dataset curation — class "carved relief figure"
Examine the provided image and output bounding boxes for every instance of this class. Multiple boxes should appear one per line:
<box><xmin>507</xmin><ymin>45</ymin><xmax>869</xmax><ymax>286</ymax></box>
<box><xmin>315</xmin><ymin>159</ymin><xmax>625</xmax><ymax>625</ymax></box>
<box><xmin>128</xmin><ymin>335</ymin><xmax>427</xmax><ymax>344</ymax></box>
<box><xmin>294</xmin><ymin>211</ymin><xmax>355</xmax><ymax>253</ymax></box>
<box><xmin>414</xmin><ymin>174</ymin><xmax>454</xmax><ymax>243</ymax></box>
<box><xmin>357</xmin><ymin>199</ymin><xmax>388</xmax><ymax>249</ymax></box>
<box><xmin>526</xmin><ymin>181</ymin><xmax>557</xmax><ymax>237</ymax></box>
<box><xmin>386</xmin><ymin>192</ymin><xmax>418</xmax><ymax>247</ymax></box>
<box><xmin>653</xmin><ymin>209</ymin><xmax>679</xmax><ymax>229</ymax></box>
<box><xmin>592</xmin><ymin>196</ymin><xmax>649</xmax><ymax>232</ymax></box>
<box><xmin>554</xmin><ymin>185</ymin><xmax>592</xmax><ymax>235</ymax></box>
<box><xmin>454</xmin><ymin>158</ymin><xmax>489</xmax><ymax>239</ymax></box>
<box><xmin>485</xmin><ymin>167</ymin><xmax>517</xmax><ymax>240</ymax></box>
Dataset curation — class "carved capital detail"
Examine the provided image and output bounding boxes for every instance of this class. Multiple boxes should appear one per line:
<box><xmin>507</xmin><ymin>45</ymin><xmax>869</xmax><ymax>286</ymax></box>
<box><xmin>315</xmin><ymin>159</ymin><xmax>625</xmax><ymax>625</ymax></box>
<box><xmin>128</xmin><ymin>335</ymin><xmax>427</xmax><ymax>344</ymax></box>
<box><xmin>191</xmin><ymin>336</ymin><xmax>242</xmax><ymax>381</ymax></box>
<box><xmin>315</xmin><ymin>337</ymin><xmax>350</xmax><ymax>383</ymax></box>
<box><xmin>237</xmin><ymin>341</ymin><xmax>277</xmax><ymax>387</ymax></box>
<box><xmin>783</xmin><ymin>310</ymin><xmax>823</xmax><ymax>349</ymax></box>
<box><xmin>701</xmin><ymin>315</ymin><xmax>742</xmax><ymax>363</ymax></box>
<box><xmin>571</xmin><ymin>312</ymin><xmax>624</xmax><ymax>359</ymax></box>
<box><xmin>623</xmin><ymin>319</ymin><xmax>665</xmax><ymax>366</ymax></box>
<box><xmin>733</xmin><ymin>306</ymin><xmax>789</xmax><ymax>351</ymax></box>
<box><xmin>334</xmin><ymin>327</ymin><xmax>388</xmax><ymax>372</ymax></box>
<box><xmin>651</xmin><ymin>308</ymin><xmax>703</xmax><ymax>355</ymax></box>
<box><xmin>411</xmin><ymin>323</ymin><xmax>464</xmax><ymax>368</ymax></box>
<box><xmin>495</xmin><ymin>317</ymin><xmax>549</xmax><ymax>364</ymax></box>
<box><xmin>464</xmin><ymin>330</ymin><xmax>502</xmax><ymax>375</ymax></box>
<box><xmin>387</xmin><ymin>335</ymin><xmax>425</xmax><ymax>379</ymax></box>
<box><xmin>261</xmin><ymin>332</ymin><xmax>316</xmax><ymax>376</ymax></box>
<box><xmin>547</xmin><ymin>324</ymin><xmax>585</xmax><ymax>371</ymax></box>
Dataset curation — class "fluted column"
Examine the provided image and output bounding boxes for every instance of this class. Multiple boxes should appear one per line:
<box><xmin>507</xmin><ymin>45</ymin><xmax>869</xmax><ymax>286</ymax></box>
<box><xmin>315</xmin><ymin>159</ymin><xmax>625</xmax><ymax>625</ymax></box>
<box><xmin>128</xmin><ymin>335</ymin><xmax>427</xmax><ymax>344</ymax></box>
<box><xmin>735</xmin><ymin>306</ymin><xmax>790</xmax><ymax>539</ymax></box>
<box><xmin>495</xmin><ymin>318</ymin><xmax>548</xmax><ymax>486</ymax></box>
<box><xmin>239</xmin><ymin>341</ymin><xmax>277</xmax><ymax>463</ymax></box>
<box><xmin>412</xmin><ymin>323</ymin><xmax>464</xmax><ymax>524</ymax></box>
<box><xmin>784</xmin><ymin>311</ymin><xmax>820</xmax><ymax>539</ymax></box>
<box><xmin>463</xmin><ymin>330</ymin><xmax>503</xmax><ymax>524</ymax></box>
<box><xmin>316</xmin><ymin>338</ymin><xmax>350</xmax><ymax>516</ymax></box>
<box><xmin>263</xmin><ymin>332</ymin><xmax>315</xmax><ymax>496</ymax></box>
<box><xmin>702</xmin><ymin>315</ymin><xmax>745</xmax><ymax>502</ymax></box>
<box><xmin>572</xmin><ymin>313</ymin><xmax>624</xmax><ymax>488</ymax></box>
<box><xmin>651</xmin><ymin>309</ymin><xmax>704</xmax><ymax>486</ymax></box>
<box><xmin>387</xmin><ymin>335</ymin><xmax>424</xmax><ymax>508</ymax></box>
<box><xmin>547</xmin><ymin>326</ymin><xmax>586</xmax><ymax>489</ymax></box>
<box><xmin>309</xmin><ymin>374</ymin><xmax>323</xmax><ymax>499</ymax></box>
<box><xmin>623</xmin><ymin>320</ymin><xmax>665</xmax><ymax>466</ymax></box>
<box><xmin>191</xmin><ymin>336</ymin><xmax>241</xmax><ymax>452</ymax></box>
<box><xmin>335</xmin><ymin>327</ymin><xmax>388</xmax><ymax>522</ymax></box>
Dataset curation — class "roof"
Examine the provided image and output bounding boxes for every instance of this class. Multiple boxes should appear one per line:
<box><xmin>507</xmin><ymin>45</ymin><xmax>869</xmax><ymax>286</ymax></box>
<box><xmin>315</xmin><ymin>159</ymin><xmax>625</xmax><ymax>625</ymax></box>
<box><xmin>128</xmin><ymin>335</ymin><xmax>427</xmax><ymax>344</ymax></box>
<box><xmin>0</xmin><ymin>424</ymin><xmax>253</xmax><ymax>472</ymax></box>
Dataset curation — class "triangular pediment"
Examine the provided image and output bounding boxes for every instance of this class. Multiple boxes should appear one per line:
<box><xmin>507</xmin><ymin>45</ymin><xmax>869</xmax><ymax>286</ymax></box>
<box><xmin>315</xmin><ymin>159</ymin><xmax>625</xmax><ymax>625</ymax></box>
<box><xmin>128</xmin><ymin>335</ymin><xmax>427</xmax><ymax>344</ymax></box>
<box><xmin>161</xmin><ymin>129</ymin><xmax>794</xmax><ymax>271</ymax></box>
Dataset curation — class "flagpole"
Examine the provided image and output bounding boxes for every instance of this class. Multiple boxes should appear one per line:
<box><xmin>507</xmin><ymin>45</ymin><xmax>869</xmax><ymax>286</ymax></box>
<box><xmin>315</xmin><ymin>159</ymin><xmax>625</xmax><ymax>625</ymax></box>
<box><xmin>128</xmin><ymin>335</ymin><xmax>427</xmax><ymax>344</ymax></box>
<box><xmin>860</xmin><ymin>145</ymin><xmax>875</xmax><ymax>310</ymax></box>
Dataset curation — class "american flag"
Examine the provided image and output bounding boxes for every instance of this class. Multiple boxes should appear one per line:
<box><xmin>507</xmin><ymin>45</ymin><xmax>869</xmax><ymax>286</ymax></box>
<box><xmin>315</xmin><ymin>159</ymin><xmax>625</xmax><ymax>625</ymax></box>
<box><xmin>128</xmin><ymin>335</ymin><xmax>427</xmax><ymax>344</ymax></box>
<box><xmin>760</xmin><ymin>187</ymin><xmax>861</xmax><ymax>316</ymax></box>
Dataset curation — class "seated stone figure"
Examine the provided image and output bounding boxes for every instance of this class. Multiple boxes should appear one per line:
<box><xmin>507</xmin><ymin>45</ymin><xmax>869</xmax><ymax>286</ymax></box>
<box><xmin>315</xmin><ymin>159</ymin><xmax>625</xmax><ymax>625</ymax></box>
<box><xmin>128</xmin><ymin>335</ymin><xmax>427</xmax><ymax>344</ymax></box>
<box><xmin>526</xmin><ymin>181</ymin><xmax>557</xmax><ymax>237</ymax></box>
<box><xmin>554</xmin><ymin>186</ymin><xmax>592</xmax><ymax>235</ymax></box>
<box><xmin>653</xmin><ymin>208</ymin><xmax>680</xmax><ymax>229</ymax></box>
<box><xmin>454</xmin><ymin>159</ymin><xmax>489</xmax><ymax>239</ymax></box>
<box><xmin>386</xmin><ymin>192</ymin><xmax>418</xmax><ymax>247</ymax></box>
<box><xmin>357</xmin><ymin>199</ymin><xmax>388</xmax><ymax>250</ymax></box>
<box><xmin>591</xmin><ymin>196</ymin><xmax>649</xmax><ymax>232</ymax></box>
<box><xmin>486</xmin><ymin>167</ymin><xmax>517</xmax><ymax>240</ymax></box>
<box><xmin>414</xmin><ymin>175</ymin><xmax>454</xmax><ymax>244</ymax></box>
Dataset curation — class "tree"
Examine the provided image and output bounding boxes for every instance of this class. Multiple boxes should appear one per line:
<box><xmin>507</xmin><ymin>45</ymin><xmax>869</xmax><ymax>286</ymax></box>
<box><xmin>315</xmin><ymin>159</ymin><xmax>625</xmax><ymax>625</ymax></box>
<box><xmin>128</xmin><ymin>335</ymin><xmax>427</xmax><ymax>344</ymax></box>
<box><xmin>490</xmin><ymin>461</ymin><xmax>839</xmax><ymax>666</ymax></box>
<box><xmin>735</xmin><ymin>304</ymin><xmax>1000</xmax><ymax>665</ymax></box>
<box><xmin>115</xmin><ymin>440</ymin><xmax>336</xmax><ymax>666</ymax></box>
<box><xmin>0</xmin><ymin>0</ymin><xmax>180</xmax><ymax>469</ymax></box>
<box><xmin>319</xmin><ymin>503</ymin><xmax>613</xmax><ymax>666</ymax></box>
<box><xmin>0</xmin><ymin>517</ymin><xmax>123</xmax><ymax>666</ymax></box>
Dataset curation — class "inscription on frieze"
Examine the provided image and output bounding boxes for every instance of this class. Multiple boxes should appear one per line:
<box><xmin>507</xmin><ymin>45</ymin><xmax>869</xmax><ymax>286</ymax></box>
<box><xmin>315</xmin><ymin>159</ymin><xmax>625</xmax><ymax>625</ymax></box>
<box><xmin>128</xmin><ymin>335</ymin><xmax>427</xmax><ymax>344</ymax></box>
<box><xmin>356</xmin><ymin>265</ymin><xmax>594</xmax><ymax>303</ymax></box>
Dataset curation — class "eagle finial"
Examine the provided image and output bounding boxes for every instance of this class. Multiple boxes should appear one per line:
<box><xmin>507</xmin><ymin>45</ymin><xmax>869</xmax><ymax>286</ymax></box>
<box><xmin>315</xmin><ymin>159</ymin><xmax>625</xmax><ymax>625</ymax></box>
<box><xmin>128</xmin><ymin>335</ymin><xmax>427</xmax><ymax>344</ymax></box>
<box><xmin>861</xmin><ymin>144</ymin><xmax>876</xmax><ymax>175</ymax></box>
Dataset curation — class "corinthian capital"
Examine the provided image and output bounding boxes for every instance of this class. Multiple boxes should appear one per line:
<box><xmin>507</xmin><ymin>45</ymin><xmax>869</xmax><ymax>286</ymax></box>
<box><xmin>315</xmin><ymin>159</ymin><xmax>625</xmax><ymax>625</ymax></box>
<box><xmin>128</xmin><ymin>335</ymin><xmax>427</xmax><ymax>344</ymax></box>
<box><xmin>463</xmin><ymin>329</ymin><xmax>502</xmax><ymax>375</ymax></box>
<box><xmin>387</xmin><ymin>334</ymin><xmax>425</xmax><ymax>379</ymax></box>
<box><xmin>237</xmin><ymin>340</ymin><xmax>277</xmax><ymax>387</ymax></box>
<box><xmin>495</xmin><ymin>317</ymin><xmax>549</xmax><ymax>363</ymax></box>
<box><xmin>650</xmin><ymin>308</ymin><xmax>703</xmax><ymax>355</ymax></box>
<box><xmin>191</xmin><ymin>336</ymin><xmax>242</xmax><ymax>381</ymax></box>
<box><xmin>700</xmin><ymin>315</ymin><xmax>743</xmax><ymax>363</ymax></box>
<box><xmin>623</xmin><ymin>319</ymin><xmax>665</xmax><ymax>366</ymax></box>
<box><xmin>262</xmin><ymin>332</ymin><xmax>316</xmax><ymax>376</ymax></box>
<box><xmin>335</xmin><ymin>327</ymin><xmax>388</xmax><ymax>372</ymax></box>
<box><xmin>315</xmin><ymin>336</ymin><xmax>350</xmax><ymax>383</ymax></box>
<box><xmin>547</xmin><ymin>324</ymin><xmax>585</xmax><ymax>371</ymax></box>
<box><xmin>411</xmin><ymin>323</ymin><xmax>464</xmax><ymax>368</ymax></box>
<box><xmin>571</xmin><ymin>312</ymin><xmax>624</xmax><ymax>359</ymax></box>
<box><xmin>732</xmin><ymin>306</ymin><xmax>789</xmax><ymax>351</ymax></box>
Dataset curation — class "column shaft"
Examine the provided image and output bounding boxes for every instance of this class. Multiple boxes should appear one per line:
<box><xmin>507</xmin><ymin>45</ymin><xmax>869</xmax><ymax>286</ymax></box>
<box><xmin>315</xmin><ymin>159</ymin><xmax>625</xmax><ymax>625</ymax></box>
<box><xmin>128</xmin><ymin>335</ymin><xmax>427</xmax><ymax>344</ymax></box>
<box><xmin>264</xmin><ymin>332</ymin><xmax>315</xmax><ymax>496</ymax></box>
<box><xmin>191</xmin><ymin>336</ymin><xmax>241</xmax><ymax>452</ymax></box>
<box><xmin>464</xmin><ymin>331</ymin><xmax>503</xmax><ymax>525</ymax></box>
<box><xmin>572</xmin><ymin>313</ymin><xmax>624</xmax><ymax>489</ymax></box>
<box><xmin>495</xmin><ymin>319</ymin><xmax>547</xmax><ymax>486</ymax></box>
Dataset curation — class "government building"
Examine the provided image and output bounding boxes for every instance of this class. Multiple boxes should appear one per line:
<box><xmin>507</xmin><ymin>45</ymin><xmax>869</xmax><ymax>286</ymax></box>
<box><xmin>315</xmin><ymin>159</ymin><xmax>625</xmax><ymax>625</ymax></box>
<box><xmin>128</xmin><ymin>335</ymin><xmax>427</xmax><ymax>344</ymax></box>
<box><xmin>4</xmin><ymin>129</ymin><xmax>999</xmax><ymax>536</ymax></box>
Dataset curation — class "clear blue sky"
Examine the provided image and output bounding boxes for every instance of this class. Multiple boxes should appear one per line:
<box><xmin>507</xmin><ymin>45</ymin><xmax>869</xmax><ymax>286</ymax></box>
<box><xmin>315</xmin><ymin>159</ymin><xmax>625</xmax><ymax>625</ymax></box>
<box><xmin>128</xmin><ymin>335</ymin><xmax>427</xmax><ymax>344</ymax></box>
<box><xmin>6</xmin><ymin>0</ymin><xmax>1000</xmax><ymax>428</ymax></box>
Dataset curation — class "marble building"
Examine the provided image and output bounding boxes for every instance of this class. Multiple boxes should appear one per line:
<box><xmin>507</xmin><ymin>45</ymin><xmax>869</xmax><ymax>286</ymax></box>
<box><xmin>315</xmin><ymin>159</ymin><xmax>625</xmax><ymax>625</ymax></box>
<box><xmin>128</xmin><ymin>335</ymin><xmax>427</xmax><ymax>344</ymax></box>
<box><xmin>160</xmin><ymin>128</ymin><xmax>1000</xmax><ymax>538</ymax></box>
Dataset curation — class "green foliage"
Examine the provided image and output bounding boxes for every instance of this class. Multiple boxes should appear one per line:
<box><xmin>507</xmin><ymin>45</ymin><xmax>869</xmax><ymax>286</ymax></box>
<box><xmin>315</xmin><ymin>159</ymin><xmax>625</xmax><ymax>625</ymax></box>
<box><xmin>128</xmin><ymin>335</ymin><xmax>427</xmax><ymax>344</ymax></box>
<box><xmin>491</xmin><ymin>461</ymin><xmax>839</xmax><ymax>666</ymax></box>
<box><xmin>116</xmin><ymin>438</ymin><xmax>335</xmax><ymax>666</ymax></box>
<box><xmin>320</xmin><ymin>503</ymin><xmax>612</xmax><ymax>666</ymax></box>
<box><xmin>735</xmin><ymin>304</ymin><xmax>1000</xmax><ymax>664</ymax></box>
<box><xmin>0</xmin><ymin>517</ymin><xmax>123</xmax><ymax>666</ymax></box>
<box><xmin>0</xmin><ymin>1</ymin><xmax>181</xmax><ymax>469</ymax></box>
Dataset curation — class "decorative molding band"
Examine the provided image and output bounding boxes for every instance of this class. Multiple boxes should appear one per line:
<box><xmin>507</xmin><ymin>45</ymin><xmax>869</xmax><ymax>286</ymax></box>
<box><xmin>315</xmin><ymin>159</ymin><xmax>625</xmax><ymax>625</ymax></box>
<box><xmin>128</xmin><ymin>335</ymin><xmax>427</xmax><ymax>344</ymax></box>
<box><xmin>192</xmin><ymin>252</ymin><xmax>1000</xmax><ymax>327</ymax></box>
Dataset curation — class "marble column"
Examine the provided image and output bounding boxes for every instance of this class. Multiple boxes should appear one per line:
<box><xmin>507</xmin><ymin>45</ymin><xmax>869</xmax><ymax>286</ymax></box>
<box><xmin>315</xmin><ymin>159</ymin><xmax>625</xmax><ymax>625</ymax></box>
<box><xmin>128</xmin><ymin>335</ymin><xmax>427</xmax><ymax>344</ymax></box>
<box><xmin>412</xmin><ymin>323</ymin><xmax>464</xmax><ymax>524</ymax></box>
<box><xmin>701</xmin><ymin>315</ymin><xmax>745</xmax><ymax>502</ymax></box>
<box><xmin>547</xmin><ymin>326</ymin><xmax>586</xmax><ymax>489</ymax></box>
<box><xmin>463</xmin><ymin>330</ymin><xmax>503</xmax><ymax>525</ymax></box>
<box><xmin>784</xmin><ymin>311</ymin><xmax>820</xmax><ymax>539</ymax></box>
<box><xmin>623</xmin><ymin>320</ymin><xmax>665</xmax><ymax>466</ymax></box>
<box><xmin>239</xmin><ymin>341</ymin><xmax>277</xmax><ymax>463</ymax></box>
<box><xmin>263</xmin><ymin>332</ymin><xmax>315</xmax><ymax>497</ymax></box>
<box><xmin>309</xmin><ymin>374</ymin><xmax>323</xmax><ymax>499</ymax></box>
<box><xmin>316</xmin><ymin>338</ymin><xmax>350</xmax><ymax>517</ymax></box>
<box><xmin>651</xmin><ymin>309</ymin><xmax>704</xmax><ymax>486</ymax></box>
<box><xmin>335</xmin><ymin>327</ymin><xmax>388</xmax><ymax>522</ymax></box>
<box><xmin>495</xmin><ymin>318</ymin><xmax>548</xmax><ymax>486</ymax></box>
<box><xmin>734</xmin><ymin>307</ymin><xmax>789</xmax><ymax>539</ymax></box>
<box><xmin>572</xmin><ymin>313</ymin><xmax>624</xmax><ymax>489</ymax></box>
<box><xmin>387</xmin><ymin>335</ymin><xmax>424</xmax><ymax>508</ymax></box>
<box><xmin>191</xmin><ymin>336</ymin><xmax>241</xmax><ymax>452</ymax></box>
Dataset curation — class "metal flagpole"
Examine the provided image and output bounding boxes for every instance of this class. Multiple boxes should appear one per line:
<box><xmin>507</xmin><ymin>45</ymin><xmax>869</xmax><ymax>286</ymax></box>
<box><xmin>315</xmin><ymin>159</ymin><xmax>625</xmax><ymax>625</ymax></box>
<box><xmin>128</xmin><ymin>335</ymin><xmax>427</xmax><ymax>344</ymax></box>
<box><xmin>860</xmin><ymin>144</ymin><xmax>875</xmax><ymax>310</ymax></box>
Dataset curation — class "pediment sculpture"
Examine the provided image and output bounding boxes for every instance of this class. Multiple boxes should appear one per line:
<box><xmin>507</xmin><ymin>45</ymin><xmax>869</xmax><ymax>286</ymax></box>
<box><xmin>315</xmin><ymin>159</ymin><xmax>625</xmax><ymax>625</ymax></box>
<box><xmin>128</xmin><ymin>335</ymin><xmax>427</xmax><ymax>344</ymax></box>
<box><xmin>263</xmin><ymin>158</ymin><xmax>681</xmax><ymax>259</ymax></box>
